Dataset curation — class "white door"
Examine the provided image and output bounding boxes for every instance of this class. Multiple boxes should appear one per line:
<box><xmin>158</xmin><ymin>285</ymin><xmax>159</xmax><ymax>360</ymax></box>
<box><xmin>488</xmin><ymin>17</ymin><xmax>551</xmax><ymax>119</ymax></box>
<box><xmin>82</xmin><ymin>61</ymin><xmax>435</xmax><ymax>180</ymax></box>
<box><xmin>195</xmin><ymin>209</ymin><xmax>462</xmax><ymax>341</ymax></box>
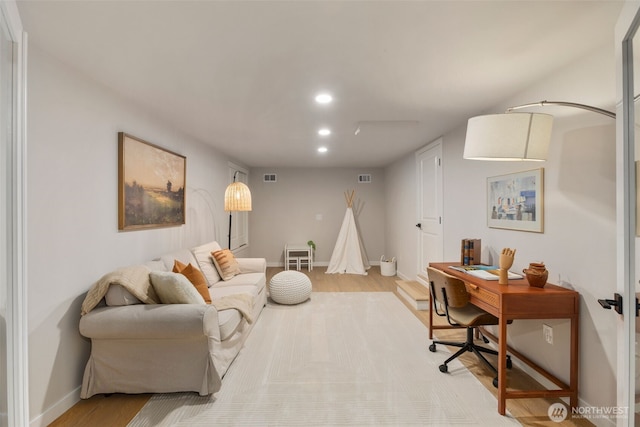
<box><xmin>416</xmin><ymin>138</ymin><xmax>443</xmax><ymax>282</ymax></box>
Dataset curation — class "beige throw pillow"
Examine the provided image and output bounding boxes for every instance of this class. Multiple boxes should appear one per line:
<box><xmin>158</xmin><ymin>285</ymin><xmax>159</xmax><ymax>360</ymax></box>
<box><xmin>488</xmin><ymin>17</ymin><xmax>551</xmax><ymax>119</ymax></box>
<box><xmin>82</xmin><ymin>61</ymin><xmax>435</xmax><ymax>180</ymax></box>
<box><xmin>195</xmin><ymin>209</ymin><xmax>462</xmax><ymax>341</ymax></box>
<box><xmin>150</xmin><ymin>271</ymin><xmax>206</xmax><ymax>304</ymax></box>
<box><xmin>211</xmin><ymin>249</ymin><xmax>241</xmax><ymax>281</ymax></box>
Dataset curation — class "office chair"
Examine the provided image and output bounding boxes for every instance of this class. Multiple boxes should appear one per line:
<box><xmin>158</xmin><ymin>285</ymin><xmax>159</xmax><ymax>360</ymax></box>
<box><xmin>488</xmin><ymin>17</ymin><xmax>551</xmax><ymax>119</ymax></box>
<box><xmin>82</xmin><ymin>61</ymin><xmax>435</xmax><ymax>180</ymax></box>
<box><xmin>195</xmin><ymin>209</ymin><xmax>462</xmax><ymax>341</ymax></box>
<box><xmin>426</xmin><ymin>267</ymin><xmax>511</xmax><ymax>387</ymax></box>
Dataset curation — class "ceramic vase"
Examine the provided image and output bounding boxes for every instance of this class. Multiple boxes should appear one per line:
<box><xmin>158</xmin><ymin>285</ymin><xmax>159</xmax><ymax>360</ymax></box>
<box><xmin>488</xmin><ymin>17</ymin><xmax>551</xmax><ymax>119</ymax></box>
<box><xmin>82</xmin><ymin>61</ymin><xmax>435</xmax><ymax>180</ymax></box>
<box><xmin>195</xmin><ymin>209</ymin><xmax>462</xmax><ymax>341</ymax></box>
<box><xmin>522</xmin><ymin>262</ymin><xmax>548</xmax><ymax>288</ymax></box>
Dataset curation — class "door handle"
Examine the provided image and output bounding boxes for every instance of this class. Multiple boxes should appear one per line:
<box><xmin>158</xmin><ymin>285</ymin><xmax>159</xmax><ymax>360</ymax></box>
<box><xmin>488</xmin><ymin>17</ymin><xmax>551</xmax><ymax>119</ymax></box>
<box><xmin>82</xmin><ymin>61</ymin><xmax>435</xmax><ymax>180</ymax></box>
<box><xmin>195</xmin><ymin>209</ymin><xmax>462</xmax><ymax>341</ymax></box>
<box><xmin>598</xmin><ymin>293</ymin><xmax>623</xmax><ymax>314</ymax></box>
<box><xmin>416</xmin><ymin>223</ymin><xmax>422</xmax><ymax>229</ymax></box>
<box><xmin>598</xmin><ymin>294</ymin><xmax>640</xmax><ymax>317</ymax></box>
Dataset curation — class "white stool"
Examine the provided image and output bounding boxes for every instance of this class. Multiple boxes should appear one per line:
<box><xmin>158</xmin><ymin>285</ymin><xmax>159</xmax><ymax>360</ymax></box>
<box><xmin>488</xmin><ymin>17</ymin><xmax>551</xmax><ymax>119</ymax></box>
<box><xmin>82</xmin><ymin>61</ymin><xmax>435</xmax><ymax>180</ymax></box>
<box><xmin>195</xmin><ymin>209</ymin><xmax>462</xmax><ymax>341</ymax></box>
<box><xmin>269</xmin><ymin>271</ymin><xmax>312</xmax><ymax>305</ymax></box>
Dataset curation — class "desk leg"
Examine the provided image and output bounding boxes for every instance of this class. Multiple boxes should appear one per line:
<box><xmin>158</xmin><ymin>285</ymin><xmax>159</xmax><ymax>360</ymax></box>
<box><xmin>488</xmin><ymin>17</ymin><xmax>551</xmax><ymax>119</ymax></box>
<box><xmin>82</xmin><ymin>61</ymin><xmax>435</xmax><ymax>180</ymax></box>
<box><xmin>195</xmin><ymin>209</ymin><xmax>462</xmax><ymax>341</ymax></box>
<box><xmin>498</xmin><ymin>316</ymin><xmax>508</xmax><ymax>415</ymax></box>
<box><xmin>570</xmin><ymin>314</ymin><xmax>579</xmax><ymax>409</ymax></box>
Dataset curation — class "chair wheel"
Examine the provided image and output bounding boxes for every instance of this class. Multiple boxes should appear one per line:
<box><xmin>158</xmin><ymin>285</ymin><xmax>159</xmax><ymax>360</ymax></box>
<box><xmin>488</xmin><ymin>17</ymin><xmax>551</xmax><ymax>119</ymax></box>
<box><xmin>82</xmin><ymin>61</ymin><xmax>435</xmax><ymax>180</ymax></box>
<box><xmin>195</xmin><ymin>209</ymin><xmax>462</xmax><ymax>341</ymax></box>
<box><xmin>439</xmin><ymin>364</ymin><xmax>448</xmax><ymax>373</ymax></box>
<box><xmin>429</xmin><ymin>343</ymin><xmax>436</xmax><ymax>352</ymax></box>
<box><xmin>506</xmin><ymin>357</ymin><xmax>513</xmax><ymax>369</ymax></box>
<box><xmin>493</xmin><ymin>377</ymin><xmax>499</xmax><ymax>388</ymax></box>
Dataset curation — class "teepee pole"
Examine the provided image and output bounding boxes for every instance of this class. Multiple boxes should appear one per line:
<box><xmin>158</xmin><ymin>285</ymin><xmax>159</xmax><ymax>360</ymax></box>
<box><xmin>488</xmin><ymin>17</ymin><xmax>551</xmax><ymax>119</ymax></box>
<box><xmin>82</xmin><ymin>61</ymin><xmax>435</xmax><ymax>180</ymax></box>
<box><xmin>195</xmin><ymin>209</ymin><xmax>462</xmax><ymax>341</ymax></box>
<box><xmin>344</xmin><ymin>189</ymin><xmax>355</xmax><ymax>208</ymax></box>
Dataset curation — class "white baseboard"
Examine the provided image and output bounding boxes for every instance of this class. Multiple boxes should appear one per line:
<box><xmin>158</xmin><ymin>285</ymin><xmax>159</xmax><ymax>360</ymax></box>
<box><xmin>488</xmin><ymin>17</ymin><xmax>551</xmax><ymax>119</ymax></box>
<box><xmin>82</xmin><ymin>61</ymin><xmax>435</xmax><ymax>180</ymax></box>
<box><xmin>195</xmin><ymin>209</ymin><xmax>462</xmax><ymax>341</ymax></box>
<box><xmin>30</xmin><ymin>386</ymin><xmax>80</xmax><ymax>427</ymax></box>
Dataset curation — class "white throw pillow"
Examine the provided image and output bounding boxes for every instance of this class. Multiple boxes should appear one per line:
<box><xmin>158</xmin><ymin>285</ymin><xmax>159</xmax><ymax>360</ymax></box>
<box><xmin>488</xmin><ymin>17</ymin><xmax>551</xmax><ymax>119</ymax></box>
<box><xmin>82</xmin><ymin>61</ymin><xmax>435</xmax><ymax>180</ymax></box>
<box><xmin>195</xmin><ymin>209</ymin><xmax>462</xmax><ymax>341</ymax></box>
<box><xmin>150</xmin><ymin>271</ymin><xmax>206</xmax><ymax>304</ymax></box>
<box><xmin>191</xmin><ymin>241</ymin><xmax>223</xmax><ymax>286</ymax></box>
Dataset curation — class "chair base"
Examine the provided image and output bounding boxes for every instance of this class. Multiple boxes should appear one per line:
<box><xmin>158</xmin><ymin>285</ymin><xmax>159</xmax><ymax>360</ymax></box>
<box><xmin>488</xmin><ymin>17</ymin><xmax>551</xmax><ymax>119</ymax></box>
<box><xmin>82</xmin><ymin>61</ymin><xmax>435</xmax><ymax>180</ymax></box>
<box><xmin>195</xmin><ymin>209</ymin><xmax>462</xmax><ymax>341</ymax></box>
<box><xmin>429</xmin><ymin>327</ymin><xmax>511</xmax><ymax>387</ymax></box>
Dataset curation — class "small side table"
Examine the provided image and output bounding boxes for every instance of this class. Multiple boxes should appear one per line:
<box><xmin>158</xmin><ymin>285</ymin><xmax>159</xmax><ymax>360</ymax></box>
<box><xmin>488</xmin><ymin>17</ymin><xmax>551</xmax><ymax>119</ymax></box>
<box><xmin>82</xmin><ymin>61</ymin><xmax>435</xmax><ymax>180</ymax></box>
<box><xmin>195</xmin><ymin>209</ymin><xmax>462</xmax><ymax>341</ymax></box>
<box><xmin>284</xmin><ymin>244</ymin><xmax>313</xmax><ymax>271</ymax></box>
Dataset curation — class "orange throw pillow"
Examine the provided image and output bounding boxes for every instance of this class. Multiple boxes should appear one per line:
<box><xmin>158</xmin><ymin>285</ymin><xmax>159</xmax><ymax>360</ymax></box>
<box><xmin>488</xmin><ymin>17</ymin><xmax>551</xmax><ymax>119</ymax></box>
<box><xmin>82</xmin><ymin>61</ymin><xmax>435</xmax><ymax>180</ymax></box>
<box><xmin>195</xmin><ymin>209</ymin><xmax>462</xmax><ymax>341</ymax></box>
<box><xmin>211</xmin><ymin>249</ymin><xmax>241</xmax><ymax>281</ymax></box>
<box><xmin>172</xmin><ymin>260</ymin><xmax>212</xmax><ymax>304</ymax></box>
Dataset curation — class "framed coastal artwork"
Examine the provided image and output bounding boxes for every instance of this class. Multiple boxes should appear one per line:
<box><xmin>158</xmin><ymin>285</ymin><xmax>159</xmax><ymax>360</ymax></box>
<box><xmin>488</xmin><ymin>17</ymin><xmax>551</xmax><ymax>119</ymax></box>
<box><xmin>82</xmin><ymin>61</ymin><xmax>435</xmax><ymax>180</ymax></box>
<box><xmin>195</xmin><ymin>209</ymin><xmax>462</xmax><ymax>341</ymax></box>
<box><xmin>118</xmin><ymin>132</ymin><xmax>186</xmax><ymax>230</ymax></box>
<box><xmin>487</xmin><ymin>168</ymin><xmax>544</xmax><ymax>233</ymax></box>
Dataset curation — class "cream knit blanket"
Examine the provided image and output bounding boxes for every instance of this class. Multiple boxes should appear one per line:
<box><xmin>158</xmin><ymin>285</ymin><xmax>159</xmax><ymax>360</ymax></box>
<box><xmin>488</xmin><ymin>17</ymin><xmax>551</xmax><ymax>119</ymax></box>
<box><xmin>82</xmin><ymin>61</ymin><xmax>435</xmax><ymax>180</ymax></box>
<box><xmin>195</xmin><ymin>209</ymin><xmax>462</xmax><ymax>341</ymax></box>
<box><xmin>81</xmin><ymin>265</ymin><xmax>159</xmax><ymax>315</ymax></box>
<box><xmin>212</xmin><ymin>293</ymin><xmax>254</xmax><ymax>324</ymax></box>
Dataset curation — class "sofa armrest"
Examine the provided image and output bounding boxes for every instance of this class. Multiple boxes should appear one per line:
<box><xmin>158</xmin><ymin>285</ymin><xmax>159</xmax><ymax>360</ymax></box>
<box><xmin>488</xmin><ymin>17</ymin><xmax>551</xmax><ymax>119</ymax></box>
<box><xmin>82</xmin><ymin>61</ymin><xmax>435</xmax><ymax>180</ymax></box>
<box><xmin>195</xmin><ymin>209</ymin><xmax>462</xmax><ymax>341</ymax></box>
<box><xmin>237</xmin><ymin>257</ymin><xmax>266</xmax><ymax>274</ymax></box>
<box><xmin>79</xmin><ymin>304</ymin><xmax>220</xmax><ymax>340</ymax></box>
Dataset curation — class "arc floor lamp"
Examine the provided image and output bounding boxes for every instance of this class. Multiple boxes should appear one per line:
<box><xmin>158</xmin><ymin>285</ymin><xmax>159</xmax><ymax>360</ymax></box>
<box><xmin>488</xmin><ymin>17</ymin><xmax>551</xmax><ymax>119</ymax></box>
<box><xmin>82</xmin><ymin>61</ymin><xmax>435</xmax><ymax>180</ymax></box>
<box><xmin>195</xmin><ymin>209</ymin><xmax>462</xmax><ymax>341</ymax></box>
<box><xmin>224</xmin><ymin>171</ymin><xmax>252</xmax><ymax>249</ymax></box>
<box><xmin>463</xmin><ymin>100</ymin><xmax>616</xmax><ymax>161</ymax></box>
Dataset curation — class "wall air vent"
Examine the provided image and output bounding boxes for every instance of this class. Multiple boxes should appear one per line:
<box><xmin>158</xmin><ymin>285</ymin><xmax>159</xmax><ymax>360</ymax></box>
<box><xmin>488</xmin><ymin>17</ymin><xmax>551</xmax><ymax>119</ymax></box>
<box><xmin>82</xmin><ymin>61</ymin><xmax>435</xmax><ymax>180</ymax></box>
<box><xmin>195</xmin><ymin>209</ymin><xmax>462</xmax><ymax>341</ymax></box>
<box><xmin>263</xmin><ymin>173</ymin><xmax>277</xmax><ymax>183</ymax></box>
<box><xmin>358</xmin><ymin>174</ymin><xmax>372</xmax><ymax>183</ymax></box>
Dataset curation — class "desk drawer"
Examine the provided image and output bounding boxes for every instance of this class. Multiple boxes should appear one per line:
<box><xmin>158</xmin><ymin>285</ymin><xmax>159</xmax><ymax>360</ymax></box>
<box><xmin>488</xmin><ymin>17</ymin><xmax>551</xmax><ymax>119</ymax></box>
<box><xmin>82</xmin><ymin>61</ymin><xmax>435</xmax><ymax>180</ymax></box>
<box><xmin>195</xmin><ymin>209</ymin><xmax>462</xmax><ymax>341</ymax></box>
<box><xmin>465</xmin><ymin>283</ymin><xmax>499</xmax><ymax>308</ymax></box>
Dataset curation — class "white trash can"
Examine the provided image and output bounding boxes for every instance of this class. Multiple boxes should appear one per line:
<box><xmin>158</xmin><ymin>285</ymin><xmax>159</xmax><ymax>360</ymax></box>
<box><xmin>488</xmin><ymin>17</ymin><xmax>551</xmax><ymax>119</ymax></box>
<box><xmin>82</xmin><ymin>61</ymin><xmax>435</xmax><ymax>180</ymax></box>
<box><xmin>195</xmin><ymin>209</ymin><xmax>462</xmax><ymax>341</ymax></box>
<box><xmin>380</xmin><ymin>255</ymin><xmax>396</xmax><ymax>276</ymax></box>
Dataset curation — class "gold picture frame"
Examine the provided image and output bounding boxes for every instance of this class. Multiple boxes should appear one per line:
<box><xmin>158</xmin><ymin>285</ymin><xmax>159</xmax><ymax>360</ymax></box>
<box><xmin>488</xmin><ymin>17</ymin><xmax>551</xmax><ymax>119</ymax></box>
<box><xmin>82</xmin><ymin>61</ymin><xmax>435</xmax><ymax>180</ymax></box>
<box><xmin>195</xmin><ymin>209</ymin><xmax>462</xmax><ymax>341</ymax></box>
<box><xmin>487</xmin><ymin>168</ymin><xmax>544</xmax><ymax>233</ymax></box>
<box><xmin>118</xmin><ymin>132</ymin><xmax>186</xmax><ymax>230</ymax></box>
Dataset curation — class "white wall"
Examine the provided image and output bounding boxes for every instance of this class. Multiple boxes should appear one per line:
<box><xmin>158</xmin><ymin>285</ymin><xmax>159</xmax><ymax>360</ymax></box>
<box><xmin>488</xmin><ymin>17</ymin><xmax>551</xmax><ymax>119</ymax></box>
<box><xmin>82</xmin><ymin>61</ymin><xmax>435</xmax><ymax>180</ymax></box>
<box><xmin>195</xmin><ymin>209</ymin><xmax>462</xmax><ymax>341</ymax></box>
<box><xmin>248</xmin><ymin>167</ymin><xmax>385</xmax><ymax>266</ymax></box>
<box><xmin>26</xmin><ymin>45</ymin><xmax>241</xmax><ymax>425</ymax></box>
<box><xmin>385</xmin><ymin>43</ymin><xmax>618</xmax><ymax>416</ymax></box>
<box><xmin>384</xmin><ymin>154</ymin><xmax>418</xmax><ymax>280</ymax></box>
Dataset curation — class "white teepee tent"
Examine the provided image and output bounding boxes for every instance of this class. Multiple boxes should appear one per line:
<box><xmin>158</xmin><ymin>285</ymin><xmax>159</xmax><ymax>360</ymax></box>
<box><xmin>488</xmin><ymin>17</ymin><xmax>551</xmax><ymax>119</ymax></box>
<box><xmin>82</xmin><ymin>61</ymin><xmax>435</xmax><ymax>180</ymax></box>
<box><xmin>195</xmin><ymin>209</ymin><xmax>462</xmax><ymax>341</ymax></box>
<box><xmin>326</xmin><ymin>190</ymin><xmax>370</xmax><ymax>275</ymax></box>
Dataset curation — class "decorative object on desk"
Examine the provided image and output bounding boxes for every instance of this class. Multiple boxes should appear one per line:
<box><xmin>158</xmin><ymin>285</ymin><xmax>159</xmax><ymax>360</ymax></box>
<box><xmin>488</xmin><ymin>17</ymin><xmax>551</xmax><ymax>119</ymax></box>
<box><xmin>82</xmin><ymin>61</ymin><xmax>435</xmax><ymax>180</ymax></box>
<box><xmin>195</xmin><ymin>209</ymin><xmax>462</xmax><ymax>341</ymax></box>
<box><xmin>487</xmin><ymin>168</ymin><xmax>544</xmax><ymax>233</ymax></box>
<box><xmin>224</xmin><ymin>170</ymin><xmax>252</xmax><ymax>249</ymax></box>
<box><xmin>307</xmin><ymin>240</ymin><xmax>316</xmax><ymax>251</ymax></box>
<box><xmin>523</xmin><ymin>262</ymin><xmax>548</xmax><ymax>288</ymax></box>
<box><xmin>460</xmin><ymin>238</ymin><xmax>481</xmax><ymax>265</ymax></box>
<box><xmin>498</xmin><ymin>247</ymin><xmax>516</xmax><ymax>285</ymax></box>
<box><xmin>449</xmin><ymin>264</ymin><xmax>522</xmax><ymax>281</ymax></box>
<box><xmin>118</xmin><ymin>132</ymin><xmax>186</xmax><ymax>231</ymax></box>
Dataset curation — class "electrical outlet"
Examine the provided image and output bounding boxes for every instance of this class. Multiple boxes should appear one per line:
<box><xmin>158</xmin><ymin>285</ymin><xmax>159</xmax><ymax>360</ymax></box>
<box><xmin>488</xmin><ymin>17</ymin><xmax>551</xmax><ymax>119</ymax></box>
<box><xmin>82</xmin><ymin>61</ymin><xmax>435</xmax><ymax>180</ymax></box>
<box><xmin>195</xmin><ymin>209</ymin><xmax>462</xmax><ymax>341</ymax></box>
<box><xmin>543</xmin><ymin>324</ymin><xmax>553</xmax><ymax>345</ymax></box>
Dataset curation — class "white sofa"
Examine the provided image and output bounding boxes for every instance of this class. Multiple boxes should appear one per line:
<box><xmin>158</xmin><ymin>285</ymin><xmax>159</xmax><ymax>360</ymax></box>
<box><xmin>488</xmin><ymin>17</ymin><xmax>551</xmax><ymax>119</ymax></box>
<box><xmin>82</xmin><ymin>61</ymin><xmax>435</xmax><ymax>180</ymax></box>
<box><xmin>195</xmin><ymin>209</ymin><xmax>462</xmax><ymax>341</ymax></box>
<box><xmin>79</xmin><ymin>241</ymin><xmax>267</xmax><ymax>398</ymax></box>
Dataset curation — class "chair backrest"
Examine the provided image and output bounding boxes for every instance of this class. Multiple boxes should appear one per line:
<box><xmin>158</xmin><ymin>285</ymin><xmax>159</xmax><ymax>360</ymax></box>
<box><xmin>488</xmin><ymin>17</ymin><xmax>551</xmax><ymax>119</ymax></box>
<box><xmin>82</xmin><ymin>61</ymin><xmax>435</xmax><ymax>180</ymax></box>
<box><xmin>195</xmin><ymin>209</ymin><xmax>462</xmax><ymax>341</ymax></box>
<box><xmin>427</xmin><ymin>267</ymin><xmax>469</xmax><ymax>309</ymax></box>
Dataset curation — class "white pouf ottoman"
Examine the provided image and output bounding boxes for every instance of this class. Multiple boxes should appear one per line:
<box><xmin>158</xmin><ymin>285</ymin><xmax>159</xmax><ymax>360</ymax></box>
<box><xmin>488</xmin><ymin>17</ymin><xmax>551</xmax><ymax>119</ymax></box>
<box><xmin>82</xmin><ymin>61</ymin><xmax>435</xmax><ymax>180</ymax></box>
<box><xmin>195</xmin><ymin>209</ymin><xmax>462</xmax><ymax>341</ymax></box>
<box><xmin>269</xmin><ymin>271</ymin><xmax>312</xmax><ymax>305</ymax></box>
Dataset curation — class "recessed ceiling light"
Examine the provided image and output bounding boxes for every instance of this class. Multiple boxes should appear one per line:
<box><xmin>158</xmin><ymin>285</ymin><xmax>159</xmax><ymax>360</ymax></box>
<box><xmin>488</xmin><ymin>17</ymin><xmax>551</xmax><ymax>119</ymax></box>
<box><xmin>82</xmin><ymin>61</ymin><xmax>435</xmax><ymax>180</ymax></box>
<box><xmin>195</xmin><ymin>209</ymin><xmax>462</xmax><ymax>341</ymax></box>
<box><xmin>315</xmin><ymin>93</ymin><xmax>333</xmax><ymax>104</ymax></box>
<box><xmin>318</xmin><ymin>147</ymin><xmax>328</xmax><ymax>153</ymax></box>
<box><xmin>318</xmin><ymin>128</ymin><xmax>331</xmax><ymax>136</ymax></box>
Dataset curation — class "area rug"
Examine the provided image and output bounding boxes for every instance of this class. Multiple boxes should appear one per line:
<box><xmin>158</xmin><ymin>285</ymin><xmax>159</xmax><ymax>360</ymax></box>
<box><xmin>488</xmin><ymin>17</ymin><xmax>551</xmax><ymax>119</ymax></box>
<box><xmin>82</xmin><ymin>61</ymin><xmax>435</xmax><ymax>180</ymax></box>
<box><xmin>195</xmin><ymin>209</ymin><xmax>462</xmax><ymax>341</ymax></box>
<box><xmin>128</xmin><ymin>292</ymin><xmax>520</xmax><ymax>426</ymax></box>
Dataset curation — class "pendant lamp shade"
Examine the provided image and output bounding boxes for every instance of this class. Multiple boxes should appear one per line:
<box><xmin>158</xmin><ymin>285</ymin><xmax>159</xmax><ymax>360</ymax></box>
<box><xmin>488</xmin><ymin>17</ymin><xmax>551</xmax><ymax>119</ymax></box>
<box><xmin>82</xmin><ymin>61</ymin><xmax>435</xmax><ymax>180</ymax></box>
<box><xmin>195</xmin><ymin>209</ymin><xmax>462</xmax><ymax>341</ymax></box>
<box><xmin>463</xmin><ymin>113</ymin><xmax>553</xmax><ymax>161</ymax></box>
<box><xmin>224</xmin><ymin>181</ymin><xmax>252</xmax><ymax>212</ymax></box>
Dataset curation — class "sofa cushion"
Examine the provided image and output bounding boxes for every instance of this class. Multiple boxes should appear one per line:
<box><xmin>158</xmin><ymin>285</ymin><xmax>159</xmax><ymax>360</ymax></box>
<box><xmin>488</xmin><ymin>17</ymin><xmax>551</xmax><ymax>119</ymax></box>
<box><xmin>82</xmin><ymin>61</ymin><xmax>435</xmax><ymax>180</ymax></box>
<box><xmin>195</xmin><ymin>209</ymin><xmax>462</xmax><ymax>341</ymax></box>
<box><xmin>172</xmin><ymin>261</ymin><xmax>212</xmax><ymax>304</ymax></box>
<box><xmin>191</xmin><ymin>241</ymin><xmax>223</xmax><ymax>286</ymax></box>
<box><xmin>105</xmin><ymin>284</ymin><xmax>142</xmax><ymax>306</ymax></box>
<box><xmin>158</xmin><ymin>249</ymin><xmax>198</xmax><ymax>272</ymax></box>
<box><xmin>211</xmin><ymin>249</ymin><xmax>241</xmax><ymax>281</ymax></box>
<box><xmin>211</xmin><ymin>272</ymin><xmax>266</xmax><ymax>294</ymax></box>
<box><xmin>150</xmin><ymin>271</ymin><xmax>206</xmax><ymax>305</ymax></box>
<box><xmin>144</xmin><ymin>259</ymin><xmax>167</xmax><ymax>271</ymax></box>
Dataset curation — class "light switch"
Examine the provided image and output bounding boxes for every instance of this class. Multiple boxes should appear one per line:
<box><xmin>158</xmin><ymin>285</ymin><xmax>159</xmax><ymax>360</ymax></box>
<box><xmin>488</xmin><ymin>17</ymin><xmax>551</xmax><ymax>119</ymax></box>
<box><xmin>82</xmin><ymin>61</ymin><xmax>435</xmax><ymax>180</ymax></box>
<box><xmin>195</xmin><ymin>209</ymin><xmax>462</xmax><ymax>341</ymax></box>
<box><xmin>315</xmin><ymin>214</ymin><xmax>323</xmax><ymax>221</ymax></box>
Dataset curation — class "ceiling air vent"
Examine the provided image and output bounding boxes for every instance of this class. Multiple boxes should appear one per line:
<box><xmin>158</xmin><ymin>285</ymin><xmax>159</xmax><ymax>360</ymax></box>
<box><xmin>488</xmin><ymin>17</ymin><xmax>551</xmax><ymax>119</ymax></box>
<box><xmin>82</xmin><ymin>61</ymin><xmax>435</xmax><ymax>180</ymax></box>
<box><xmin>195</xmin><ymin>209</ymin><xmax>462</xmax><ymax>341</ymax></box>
<box><xmin>358</xmin><ymin>174</ymin><xmax>372</xmax><ymax>183</ymax></box>
<box><xmin>263</xmin><ymin>173</ymin><xmax>277</xmax><ymax>183</ymax></box>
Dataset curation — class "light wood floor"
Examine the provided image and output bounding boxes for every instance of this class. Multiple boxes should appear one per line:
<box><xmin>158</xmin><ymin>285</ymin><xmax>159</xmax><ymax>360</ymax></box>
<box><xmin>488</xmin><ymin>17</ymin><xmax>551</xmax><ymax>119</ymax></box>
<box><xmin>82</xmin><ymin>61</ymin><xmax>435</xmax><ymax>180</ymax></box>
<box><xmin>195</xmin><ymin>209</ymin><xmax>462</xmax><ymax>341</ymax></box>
<box><xmin>50</xmin><ymin>266</ymin><xmax>594</xmax><ymax>427</ymax></box>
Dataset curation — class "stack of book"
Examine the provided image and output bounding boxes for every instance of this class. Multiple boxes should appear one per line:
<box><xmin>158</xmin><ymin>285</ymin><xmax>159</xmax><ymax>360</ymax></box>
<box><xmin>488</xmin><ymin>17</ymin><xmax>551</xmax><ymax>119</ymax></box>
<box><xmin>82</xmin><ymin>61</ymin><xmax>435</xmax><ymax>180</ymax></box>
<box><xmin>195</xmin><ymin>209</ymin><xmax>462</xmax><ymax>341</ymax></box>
<box><xmin>461</xmin><ymin>238</ymin><xmax>481</xmax><ymax>265</ymax></box>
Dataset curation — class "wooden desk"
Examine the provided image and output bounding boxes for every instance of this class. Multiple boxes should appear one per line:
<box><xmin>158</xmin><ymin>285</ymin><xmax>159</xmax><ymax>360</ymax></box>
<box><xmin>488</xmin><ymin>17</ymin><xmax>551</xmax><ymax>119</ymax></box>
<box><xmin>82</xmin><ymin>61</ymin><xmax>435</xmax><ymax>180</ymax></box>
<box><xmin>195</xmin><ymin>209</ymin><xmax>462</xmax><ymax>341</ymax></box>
<box><xmin>428</xmin><ymin>262</ymin><xmax>579</xmax><ymax>415</ymax></box>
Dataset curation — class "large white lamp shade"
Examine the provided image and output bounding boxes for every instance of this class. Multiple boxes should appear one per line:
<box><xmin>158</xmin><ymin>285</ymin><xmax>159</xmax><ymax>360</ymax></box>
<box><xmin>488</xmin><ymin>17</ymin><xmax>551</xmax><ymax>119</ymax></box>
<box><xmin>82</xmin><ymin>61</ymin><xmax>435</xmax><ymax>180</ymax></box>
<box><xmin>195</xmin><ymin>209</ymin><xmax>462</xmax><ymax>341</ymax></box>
<box><xmin>463</xmin><ymin>113</ymin><xmax>554</xmax><ymax>161</ymax></box>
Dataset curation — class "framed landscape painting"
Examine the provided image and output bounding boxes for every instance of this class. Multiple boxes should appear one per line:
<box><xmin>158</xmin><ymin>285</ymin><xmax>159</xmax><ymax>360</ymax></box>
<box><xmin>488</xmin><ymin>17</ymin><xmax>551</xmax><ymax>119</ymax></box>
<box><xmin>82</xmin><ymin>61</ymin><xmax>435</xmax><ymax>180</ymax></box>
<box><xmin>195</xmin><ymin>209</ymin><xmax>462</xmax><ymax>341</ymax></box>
<box><xmin>118</xmin><ymin>132</ymin><xmax>186</xmax><ymax>230</ymax></box>
<box><xmin>487</xmin><ymin>168</ymin><xmax>544</xmax><ymax>233</ymax></box>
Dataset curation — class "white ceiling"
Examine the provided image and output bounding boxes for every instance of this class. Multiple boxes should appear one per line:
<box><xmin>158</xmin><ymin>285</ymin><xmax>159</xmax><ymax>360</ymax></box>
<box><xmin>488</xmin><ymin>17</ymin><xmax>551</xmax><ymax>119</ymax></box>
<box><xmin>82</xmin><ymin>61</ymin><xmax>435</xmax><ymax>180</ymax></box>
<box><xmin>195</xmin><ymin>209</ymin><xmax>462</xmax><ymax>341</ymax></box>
<box><xmin>17</xmin><ymin>0</ymin><xmax>623</xmax><ymax>168</ymax></box>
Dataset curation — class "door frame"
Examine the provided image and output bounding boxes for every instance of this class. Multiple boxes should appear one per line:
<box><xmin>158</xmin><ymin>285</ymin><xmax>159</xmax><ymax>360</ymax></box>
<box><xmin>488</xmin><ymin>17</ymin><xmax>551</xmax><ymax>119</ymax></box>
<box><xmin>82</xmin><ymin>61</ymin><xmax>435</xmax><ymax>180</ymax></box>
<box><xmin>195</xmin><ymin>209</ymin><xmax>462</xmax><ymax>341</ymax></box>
<box><xmin>616</xmin><ymin>3</ymin><xmax>640</xmax><ymax>425</ymax></box>
<box><xmin>0</xmin><ymin>1</ymin><xmax>28</xmax><ymax>425</ymax></box>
